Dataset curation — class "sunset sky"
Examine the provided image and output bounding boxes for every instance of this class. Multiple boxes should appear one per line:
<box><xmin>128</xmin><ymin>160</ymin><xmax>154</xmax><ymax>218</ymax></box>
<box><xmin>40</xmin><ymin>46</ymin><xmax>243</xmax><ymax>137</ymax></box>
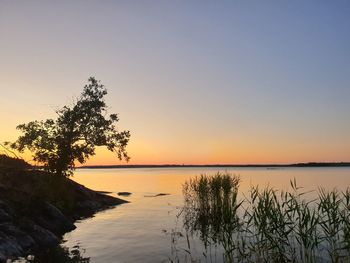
<box><xmin>0</xmin><ymin>1</ymin><xmax>349</xmax><ymax>165</ymax></box>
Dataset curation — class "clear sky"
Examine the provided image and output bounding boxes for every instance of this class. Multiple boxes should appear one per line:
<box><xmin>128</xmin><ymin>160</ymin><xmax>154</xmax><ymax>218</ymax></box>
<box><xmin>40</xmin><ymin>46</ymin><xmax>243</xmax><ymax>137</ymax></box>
<box><xmin>0</xmin><ymin>1</ymin><xmax>349</xmax><ymax>165</ymax></box>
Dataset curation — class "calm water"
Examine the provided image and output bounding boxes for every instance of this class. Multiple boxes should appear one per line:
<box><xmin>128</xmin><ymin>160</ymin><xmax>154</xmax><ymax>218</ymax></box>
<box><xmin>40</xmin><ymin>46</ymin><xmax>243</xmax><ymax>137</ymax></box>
<box><xmin>56</xmin><ymin>167</ymin><xmax>350</xmax><ymax>262</ymax></box>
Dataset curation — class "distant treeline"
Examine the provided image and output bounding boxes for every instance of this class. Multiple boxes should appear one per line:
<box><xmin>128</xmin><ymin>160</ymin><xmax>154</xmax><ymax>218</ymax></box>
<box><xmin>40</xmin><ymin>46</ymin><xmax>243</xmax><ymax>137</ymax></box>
<box><xmin>79</xmin><ymin>162</ymin><xmax>350</xmax><ymax>169</ymax></box>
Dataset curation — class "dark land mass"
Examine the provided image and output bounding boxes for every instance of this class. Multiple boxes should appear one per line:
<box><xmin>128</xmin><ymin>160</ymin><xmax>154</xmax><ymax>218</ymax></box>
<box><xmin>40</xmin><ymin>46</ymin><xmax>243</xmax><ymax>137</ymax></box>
<box><xmin>0</xmin><ymin>155</ymin><xmax>127</xmax><ymax>262</ymax></box>
<box><xmin>79</xmin><ymin>162</ymin><xmax>350</xmax><ymax>169</ymax></box>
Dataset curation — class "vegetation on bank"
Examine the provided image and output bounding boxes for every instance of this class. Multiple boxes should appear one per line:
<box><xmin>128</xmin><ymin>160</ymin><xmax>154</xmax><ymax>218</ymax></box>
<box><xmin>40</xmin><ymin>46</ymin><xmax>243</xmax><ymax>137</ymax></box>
<box><xmin>171</xmin><ymin>172</ymin><xmax>350</xmax><ymax>263</ymax></box>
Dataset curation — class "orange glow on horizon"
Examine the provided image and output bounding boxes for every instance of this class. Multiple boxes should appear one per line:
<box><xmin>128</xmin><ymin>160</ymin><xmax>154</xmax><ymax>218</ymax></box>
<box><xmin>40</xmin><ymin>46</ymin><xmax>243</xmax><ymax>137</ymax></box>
<box><xmin>4</xmin><ymin>135</ymin><xmax>350</xmax><ymax>167</ymax></box>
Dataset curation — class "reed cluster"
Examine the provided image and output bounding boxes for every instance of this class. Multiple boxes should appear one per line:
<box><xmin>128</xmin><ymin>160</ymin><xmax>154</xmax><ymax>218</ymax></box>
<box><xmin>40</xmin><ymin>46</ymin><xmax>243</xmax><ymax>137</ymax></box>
<box><xmin>172</xmin><ymin>172</ymin><xmax>350</xmax><ymax>263</ymax></box>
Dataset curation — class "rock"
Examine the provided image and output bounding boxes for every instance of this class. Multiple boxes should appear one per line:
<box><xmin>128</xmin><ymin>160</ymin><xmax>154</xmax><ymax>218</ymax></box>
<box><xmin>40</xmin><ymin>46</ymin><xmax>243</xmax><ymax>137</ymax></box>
<box><xmin>0</xmin><ymin>201</ymin><xmax>13</xmax><ymax>218</ymax></box>
<box><xmin>28</xmin><ymin>224</ymin><xmax>59</xmax><ymax>247</ymax></box>
<box><xmin>96</xmin><ymin>191</ymin><xmax>112</xmax><ymax>194</ymax></box>
<box><xmin>0</xmin><ymin>201</ymin><xmax>8</xmax><ymax>210</ymax></box>
<box><xmin>144</xmin><ymin>193</ymin><xmax>170</xmax><ymax>197</ymax></box>
<box><xmin>0</xmin><ymin>223</ymin><xmax>36</xmax><ymax>251</ymax></box>
<box><xmin>0</xmin><ymin>252</ymin><xmax>6</xmax><ymax>263</ymax></box>
<box><xmin>0</xmin><ymin>236</ymin><xmax>23</xmax><ymax>261</ymax></box>
<box><xmin>117</xmin><ymin>192</ymin><xmax>132</xmax><ymax>196</ymax></box>
<box><xmin>0</xmin><ymin>166</ymin><xmax>127</xmax><ymax>261</ymax></box>
<box><xmin>0</xmin><ymin>209</ymin><xmax>11</xmax><ymax>223</ymax></box>
<box><xmin>27</xmin><ymin>254</ymin><xmax>35</xmax><ymax>261</ymax></box>
<box><xmin>155</xmin><ymin>193</ymin><xmax>169</xmax><ymax>196</ymax></box>
<box><xmin>35</xmin><ymin>202</ymin><xmax>75</xmax><ymax>235</ymax></box>
<box><xmin>75</xmin><ymin>200</ymin><xmax>101</xmax><ymax>217</ymax></box>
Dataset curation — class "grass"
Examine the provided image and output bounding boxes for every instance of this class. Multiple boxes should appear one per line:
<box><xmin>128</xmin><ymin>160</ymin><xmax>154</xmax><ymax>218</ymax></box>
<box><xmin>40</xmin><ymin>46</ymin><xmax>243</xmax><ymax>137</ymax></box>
<box><xmin>170</xmin><ymin>172</ymin><xmax>350</xmax><ymax>263</ymax></box>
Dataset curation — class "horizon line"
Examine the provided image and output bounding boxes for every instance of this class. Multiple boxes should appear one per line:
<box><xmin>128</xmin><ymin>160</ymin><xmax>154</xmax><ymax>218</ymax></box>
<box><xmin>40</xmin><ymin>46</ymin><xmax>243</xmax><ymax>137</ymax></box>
<box><xmin>78</xmin><ymin>162</ymin><xmax>350</xmax><ymax>169</ymax></box>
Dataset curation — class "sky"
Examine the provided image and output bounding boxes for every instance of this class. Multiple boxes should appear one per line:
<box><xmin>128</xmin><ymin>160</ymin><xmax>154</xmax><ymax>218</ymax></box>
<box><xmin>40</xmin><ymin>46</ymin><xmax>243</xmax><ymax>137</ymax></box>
<box><xmin>0</xmin><ymin>1</ymin><xmax>349</xmax><ymax>165</ymax></box>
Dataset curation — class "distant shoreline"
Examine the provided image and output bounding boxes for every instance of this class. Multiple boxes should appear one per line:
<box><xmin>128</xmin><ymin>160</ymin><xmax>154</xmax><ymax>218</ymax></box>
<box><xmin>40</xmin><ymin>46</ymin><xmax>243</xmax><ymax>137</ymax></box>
<box><xmin>78</xmin><ymin>162</ymin><xmax>350</xmax><ymax>169</ymax></box>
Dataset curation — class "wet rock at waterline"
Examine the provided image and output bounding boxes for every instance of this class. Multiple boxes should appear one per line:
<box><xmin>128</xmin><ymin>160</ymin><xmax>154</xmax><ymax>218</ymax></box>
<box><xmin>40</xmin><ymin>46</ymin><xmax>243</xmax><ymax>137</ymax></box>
<box><xmin>117</xmin><ymin>192</ymin><xmax>132</xmax><ymax>196</ymax></box>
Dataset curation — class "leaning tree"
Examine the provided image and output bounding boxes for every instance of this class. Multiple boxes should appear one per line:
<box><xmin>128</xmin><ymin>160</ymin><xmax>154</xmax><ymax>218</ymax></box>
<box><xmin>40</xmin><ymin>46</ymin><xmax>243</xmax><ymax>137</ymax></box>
<box><xmin>9</xmin><ymin>77</ymin><xmax>130</xmax><ymax>176</ymax></box>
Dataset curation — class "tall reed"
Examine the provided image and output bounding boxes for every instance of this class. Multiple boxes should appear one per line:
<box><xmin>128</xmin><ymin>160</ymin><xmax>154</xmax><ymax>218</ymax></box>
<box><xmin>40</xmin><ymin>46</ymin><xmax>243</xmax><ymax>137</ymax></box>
<box><xmin>183</xmin><ymin>172</ymin><xmax>242</xmax><ymax>261</ymax></box>
<box><xmin>174</xmin><ymin>172</ymin><xmax>350</xmax><ymax>263</ymax></box>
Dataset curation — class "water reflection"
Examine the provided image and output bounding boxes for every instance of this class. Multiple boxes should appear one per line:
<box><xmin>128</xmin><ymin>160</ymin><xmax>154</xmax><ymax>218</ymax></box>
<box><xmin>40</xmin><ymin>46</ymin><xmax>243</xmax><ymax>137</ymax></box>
<box><xmin>32</xmin><ymin>245</ymin><xmax>89</xmax><ymax>263</ymax></box>
<box><xmin>59</xmin><ymin>168</ymin><xmax>350</xmax><ymax>262</ymax></box>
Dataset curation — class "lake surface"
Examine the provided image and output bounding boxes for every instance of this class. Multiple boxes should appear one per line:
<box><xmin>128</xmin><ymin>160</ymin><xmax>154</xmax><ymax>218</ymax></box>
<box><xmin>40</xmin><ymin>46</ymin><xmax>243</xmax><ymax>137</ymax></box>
<box><xmin>57</xmin><ymin>167</ymin><xmax>350</xmax><ymax>262</ymax></box>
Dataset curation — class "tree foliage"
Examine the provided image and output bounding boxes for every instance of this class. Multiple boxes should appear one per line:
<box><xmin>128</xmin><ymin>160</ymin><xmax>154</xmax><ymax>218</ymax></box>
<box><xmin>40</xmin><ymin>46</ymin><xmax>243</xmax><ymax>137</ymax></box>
<box><xmin>9</xmin><ymin>77</ymin><xmax>130</xmax><ymax>176</ymax></box>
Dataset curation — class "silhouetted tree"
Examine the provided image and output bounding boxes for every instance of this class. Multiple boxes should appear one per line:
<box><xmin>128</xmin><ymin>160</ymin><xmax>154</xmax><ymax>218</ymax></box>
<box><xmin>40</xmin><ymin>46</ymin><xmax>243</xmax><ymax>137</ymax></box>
<box><xmin>9</xmin><ymin>77</ymin><xmax>130</xmax><ymax>176</ymax></box>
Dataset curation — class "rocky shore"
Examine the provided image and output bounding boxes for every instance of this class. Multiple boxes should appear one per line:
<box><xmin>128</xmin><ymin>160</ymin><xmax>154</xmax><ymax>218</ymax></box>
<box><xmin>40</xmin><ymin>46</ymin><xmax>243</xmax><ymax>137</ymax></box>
<box><xmin>0</xmin><ymin>162</ymin><xmax>127</xmax><ymax>262</ymax></box>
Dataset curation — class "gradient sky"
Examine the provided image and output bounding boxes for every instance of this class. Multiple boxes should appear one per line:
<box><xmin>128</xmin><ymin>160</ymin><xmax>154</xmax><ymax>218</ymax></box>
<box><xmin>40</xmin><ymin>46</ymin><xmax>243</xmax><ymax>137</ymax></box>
<box><xmin>1</xmin><ymin>1</ymin><xmax>349</xmax><ymax>165</ymax></box>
